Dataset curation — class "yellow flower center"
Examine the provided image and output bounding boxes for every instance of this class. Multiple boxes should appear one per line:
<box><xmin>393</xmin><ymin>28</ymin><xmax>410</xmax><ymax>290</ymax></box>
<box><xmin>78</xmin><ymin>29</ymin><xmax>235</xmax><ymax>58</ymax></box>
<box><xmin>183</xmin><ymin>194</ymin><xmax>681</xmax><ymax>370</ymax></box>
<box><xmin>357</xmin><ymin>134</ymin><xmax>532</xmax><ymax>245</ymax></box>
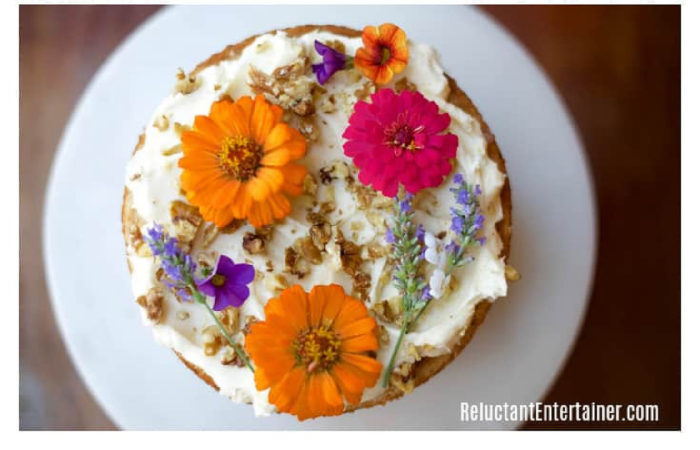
<box><xmin>211</xmin><ymin>274</ymin><xmax>226</xmax><ymax>287</ymax></box>
<box><xmin>380</xmin><ymin>46</ymin><xmax>392</xmax><ymax>65</ymax></box>
<box><xmin>293</xmin><ymin>325</ymin><xmax>342</xmax><ymax>373</ymax></box>
<box><xmin>218</xmin><ymin>135</ymin><xmax>263</xmax><ymax>181</ymax></box>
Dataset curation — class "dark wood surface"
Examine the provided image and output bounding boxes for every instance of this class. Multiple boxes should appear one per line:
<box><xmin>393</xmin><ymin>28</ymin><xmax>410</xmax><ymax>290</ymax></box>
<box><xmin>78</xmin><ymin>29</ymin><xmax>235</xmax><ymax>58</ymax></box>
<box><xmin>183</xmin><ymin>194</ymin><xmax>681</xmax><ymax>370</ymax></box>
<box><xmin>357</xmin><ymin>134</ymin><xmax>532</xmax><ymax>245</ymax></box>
<box><xmin>19</xmin><ymin>5</ymin><xmax>680</xmax><ymax>430</ymax></box>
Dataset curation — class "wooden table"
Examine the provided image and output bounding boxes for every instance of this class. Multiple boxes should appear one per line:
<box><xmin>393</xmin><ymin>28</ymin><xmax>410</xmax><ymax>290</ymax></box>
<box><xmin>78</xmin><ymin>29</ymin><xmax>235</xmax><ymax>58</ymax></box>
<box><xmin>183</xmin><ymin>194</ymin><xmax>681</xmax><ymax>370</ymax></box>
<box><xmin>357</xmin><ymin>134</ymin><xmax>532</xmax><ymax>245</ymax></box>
<box><xmin>19</xmin><ymin>5</ymin><xmax>680</xmax><ymax>430</ymax></box>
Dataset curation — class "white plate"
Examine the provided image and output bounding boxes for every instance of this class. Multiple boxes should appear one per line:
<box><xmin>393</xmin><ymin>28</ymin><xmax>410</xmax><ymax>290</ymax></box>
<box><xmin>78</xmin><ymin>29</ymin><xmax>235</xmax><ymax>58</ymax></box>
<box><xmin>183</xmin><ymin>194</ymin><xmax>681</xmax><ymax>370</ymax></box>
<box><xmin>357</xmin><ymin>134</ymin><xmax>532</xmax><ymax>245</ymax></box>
<box><xmin>43</xmin><ymin>5</ymin><xmax>596</xmax><ymax>430</ymax></box>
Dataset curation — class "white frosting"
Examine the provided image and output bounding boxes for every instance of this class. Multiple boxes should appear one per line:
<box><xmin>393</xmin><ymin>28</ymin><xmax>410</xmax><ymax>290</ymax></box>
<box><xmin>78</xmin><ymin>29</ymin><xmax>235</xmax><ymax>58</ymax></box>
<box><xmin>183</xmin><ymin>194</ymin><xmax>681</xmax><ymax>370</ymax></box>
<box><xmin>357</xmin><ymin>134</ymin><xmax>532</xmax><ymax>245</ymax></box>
<box><xmin>124</xmin><ymin>30</ymin><xmax>507</xmax><ymax>416</ymax></box>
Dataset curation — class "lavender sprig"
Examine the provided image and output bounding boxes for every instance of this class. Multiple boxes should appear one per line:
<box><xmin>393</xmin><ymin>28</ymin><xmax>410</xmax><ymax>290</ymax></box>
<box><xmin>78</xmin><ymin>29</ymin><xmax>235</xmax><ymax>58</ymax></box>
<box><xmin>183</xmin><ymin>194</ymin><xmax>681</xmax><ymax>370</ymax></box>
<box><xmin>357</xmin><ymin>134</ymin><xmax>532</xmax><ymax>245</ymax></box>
<box><xmin>381</xmin><ymin>193</ymin><xmax>428</xmax><ymax>387</ymax></box>
<box><xmin>144</xmin><ymin>223</ymin><xmax>254</xmax><ymax>372</ymax></box>
<box><xmin>409</xmin><ymin>175</ymin><xmax>485</xmax><ymax>329</ymax></box>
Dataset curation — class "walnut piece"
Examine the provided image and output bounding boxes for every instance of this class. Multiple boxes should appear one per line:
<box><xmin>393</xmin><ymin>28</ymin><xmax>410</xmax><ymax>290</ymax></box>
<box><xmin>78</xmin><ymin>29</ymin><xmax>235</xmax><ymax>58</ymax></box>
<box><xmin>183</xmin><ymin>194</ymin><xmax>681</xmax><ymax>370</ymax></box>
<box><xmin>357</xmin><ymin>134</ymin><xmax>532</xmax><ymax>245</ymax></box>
<box><xmin>174</xmin><ymin>68</ymin><xmax>200</xmax><ymax>95</ymax></box>
<box><xmin>352</xmin><ymin>271</ymin><xmax>371</xmax><ymax>302</ymax></box>
<box><xmin>309</xmin><ymin>222</ymin><xmax>332</xmax><ymax>251</ymax></box>
<box><xmin>136</xmin><ymin>287</ymin><xmax>165</xmax><ymax>323</ymax></box>
<box><xmin>242</xmin><ymin>226</ymin><xmax>273</xmax><ymax>255</ymax></box>
<box><xmin>284</xmin><ymin>246</ymin><xmax>310</xmax><ymax>278</ymax></box>
<box><xmin>335</xmin><ymin>230</ymin><xmax>363</xmax><ymax>276</ymax></box>
<box><xmin>248</xmin><ymin>59</ymin><xmax>315</xmax><ymax>116</ymax></box>
<box><xmin>170</xmin><ymin>200</ymin><xmax>203</xmax><ymax>247</ymax></box>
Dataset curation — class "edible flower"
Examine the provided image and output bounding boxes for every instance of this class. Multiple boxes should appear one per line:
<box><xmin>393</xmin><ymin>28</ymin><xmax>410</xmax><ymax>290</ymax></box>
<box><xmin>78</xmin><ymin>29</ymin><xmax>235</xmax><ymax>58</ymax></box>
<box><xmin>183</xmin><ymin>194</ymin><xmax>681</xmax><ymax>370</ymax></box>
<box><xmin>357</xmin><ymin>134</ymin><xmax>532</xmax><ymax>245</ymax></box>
<box><xmin>179</xmin><ymin>95</ymin><xmax>307</xmax><ymax>228</ymax></box>
<box><xmin>343</xmin><ymin>88</ymin><xmax>458</xmax><ymax>197</ymax></box>
<box><xmin>144</xmin><ymin>224</ymin><xmax>254</xmax><ymax>372</ymax></box>
<box><xmin>355</xmin><ymin>23</ymin><xmax>409</xmax><ymax>85</ymax></box>
<box><xmin>312</xmin><ymin>40</ymin><xmax>349</xmax><ymax>84</ymax></box>
<box><xmin>245</xmin><ymin>284</ymin><xmax>382</xmax><ymax>420</ymax></box>
<box><xmin>197</xmin><ymin>255</ymin><xmax>255</xmax><ymax>311</ymax></box>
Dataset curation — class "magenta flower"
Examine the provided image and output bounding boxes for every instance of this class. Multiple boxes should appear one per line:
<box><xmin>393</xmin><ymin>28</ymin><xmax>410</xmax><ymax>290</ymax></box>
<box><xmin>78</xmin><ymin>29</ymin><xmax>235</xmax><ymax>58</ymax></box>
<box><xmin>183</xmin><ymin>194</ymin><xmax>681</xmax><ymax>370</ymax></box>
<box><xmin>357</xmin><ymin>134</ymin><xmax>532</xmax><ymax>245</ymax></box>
<box><xmin>342</xmin><ymin>88</ymin><xmax>458</xmax><ymax>197</ymax></box>
<box><xmin>312</xmin><ymin>40</ymin><xmax>347</xmax><ymax>84</ymax></box>
<box><xmin>197</xmin><ymin>255</ymin><xmax>254</xmax><ymax>311</ymax></box>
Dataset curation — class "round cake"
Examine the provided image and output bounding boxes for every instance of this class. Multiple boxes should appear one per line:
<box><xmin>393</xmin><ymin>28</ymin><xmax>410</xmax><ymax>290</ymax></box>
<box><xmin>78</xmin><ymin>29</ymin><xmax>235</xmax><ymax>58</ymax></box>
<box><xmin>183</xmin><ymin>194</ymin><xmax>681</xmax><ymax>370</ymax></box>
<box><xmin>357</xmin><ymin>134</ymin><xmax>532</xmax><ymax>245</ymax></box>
<box><xmin>122</xmin><ymin>24</ymin><xmax>515</xmax><ymax>420</ymax></box>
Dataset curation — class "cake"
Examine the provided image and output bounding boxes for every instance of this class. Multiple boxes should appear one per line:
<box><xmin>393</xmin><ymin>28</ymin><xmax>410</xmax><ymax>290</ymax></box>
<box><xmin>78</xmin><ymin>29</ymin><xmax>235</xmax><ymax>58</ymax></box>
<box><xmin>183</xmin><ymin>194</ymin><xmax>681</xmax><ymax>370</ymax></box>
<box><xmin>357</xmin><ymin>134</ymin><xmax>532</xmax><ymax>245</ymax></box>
<box><xmin>122</xmin><ymin>24</ymin><xmax>515</xmax><ymax>420</ymax></box>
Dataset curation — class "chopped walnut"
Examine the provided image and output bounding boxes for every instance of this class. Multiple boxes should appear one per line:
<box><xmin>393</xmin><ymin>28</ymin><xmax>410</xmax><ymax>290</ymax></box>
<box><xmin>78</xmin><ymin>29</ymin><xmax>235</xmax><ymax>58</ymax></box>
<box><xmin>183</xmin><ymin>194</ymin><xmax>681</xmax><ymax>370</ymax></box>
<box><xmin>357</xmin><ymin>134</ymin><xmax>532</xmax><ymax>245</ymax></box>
<box><xmin>248</xmin><ymin>59</ymin><xmax>315</xmax><ymax>116</ymax></box>
<box><xmin>366</xmin><ymin>241</ymin><xmax>390</xmax><ymax>259</ymax></box>
<box><xmin>309</xmin><ymin>222</ymin><xmax>332</xmax><ymax>251</ymax></box>
<box><xmin>378</xmin><ymin>325</ymin><xmax>390</xmax><ymax>345</ymax></box>
<box><xmin>201</xmin><ymin>308</ymin><xmax>240</xmax><ymax>357</ymax></box>
<box><xmin>303</xmin><ymin>173</ymin><xmax>318</xmax><ymax>196</ymax></box>
<box><xmin>353</xmin><ymin>80</ymin><xmax>375</xmax><ymax>101</ymax></box>
<box><xmin>173</xmin><ymin>122</ymin><xmax>191</xmax><ymax>137</ymax></box>
<box><xmin>264</xmin><ymin>273</ymin><xmax>289</xmax><ymax>294</ymax></box>
<box><xmin>242</xmin><ymin>226</ymin><xmax>273</xmax><ymax>255</ymax></box>
<box><xmin>352</xmin><ymin>271</ymin><xmax>371</xmax><ymax>302</ymax></box>
<box><xmin>219</xmin><ymin>219</ymin><xmax>245</xmax><ymax>234</ymax></box>
<box><xmin>153</xmin><ymin>114</ymin><xmax>170</xmax><ymax>131</ymax></box>
<box><xmin>242</xmin><ymin>316</ymin><xmax>259</xmax><ymax>335</ymax></box>
<box><xmin>123</xmin><ymin>190</ymin><xmax>150</xmax><ymax>256</ymax></box>
<box><xmin>394</xmin><ymin>77</ymin><xmax>417</xmax><ymax>92</ymax></box>
<box><xmin>170</xmin><ymin>200</ymin><xmax>203</xmax><ymax>247</ymax></box>
<box><xmin>221</xmin><ymin>347</ymin><xmax>245</xmax><ymax>367</ymax></box>
<box><xmin>296</xmin><ymin>236</ymin><xmax>322</xmax><ymax>265</ymax></box>
<box><xmin>161</xmin><ymin>145</ymin><xmax>181</xmax><ymax>156</ymax></box>
<box><xmin>191</xmin><ymin>222</ymin><xmax>218</xmax><ymax>251</ymax></box>
<box><xmin>284</xmin><ymin>246</ymin><xmax>310</xmax><ymax>278</ymax></box>
<box><xmin>335</xmin><ymin>230</ymin><xmax>363</xmax><ymax>276</ymax></box>
<box><xmin>265</xmin><ymin>260</ymin><xmax>274</xmax><ymax>272</ymax></box>
<box><xmin>136</xmin><ymin>287</ymin><xmax>165</xmax><ymax>323</ymax></box>
<box><xmin>319</xmin><ymin>160</ymin><xmax>350</xmax><ymax>185</ymax></box>
<box><xmin>371</xmin><ymin>297</ymin><xmax>402</xmax><ymax>325</ymax></box>
<box><xmin>174</xmin><ymin>68</ymin><xmax>200</xmax><ymax>95</ymax></box>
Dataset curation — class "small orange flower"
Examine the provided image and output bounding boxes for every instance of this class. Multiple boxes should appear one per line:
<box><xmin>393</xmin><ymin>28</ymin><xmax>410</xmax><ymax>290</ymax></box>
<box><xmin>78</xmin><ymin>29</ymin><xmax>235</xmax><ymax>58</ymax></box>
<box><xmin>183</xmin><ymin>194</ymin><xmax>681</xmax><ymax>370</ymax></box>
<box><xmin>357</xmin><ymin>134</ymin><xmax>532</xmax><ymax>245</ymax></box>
<box><xmin>179</xmin><ymin>95</ymin><xmax>307</xmax><ymax>228</ymax></box>
<box><xmin>354</xmin><ymin>23</ymin><xmax>409</xmax><ymax>85</ymax></box>
<box><xmin>245</xmin><ymin>284</ymin><xmax>382</xmax><ymax>420</ymax></box>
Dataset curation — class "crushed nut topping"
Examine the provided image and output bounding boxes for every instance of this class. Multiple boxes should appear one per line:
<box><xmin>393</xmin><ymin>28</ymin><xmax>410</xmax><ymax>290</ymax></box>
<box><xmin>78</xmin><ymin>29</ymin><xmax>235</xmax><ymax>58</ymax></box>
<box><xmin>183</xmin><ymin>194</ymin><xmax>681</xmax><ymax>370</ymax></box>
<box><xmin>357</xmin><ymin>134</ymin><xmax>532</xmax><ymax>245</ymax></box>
<box><xmin>219</xmin><ymin>219</ymin><xmax>245</xmax><ymax>234</ymax></box>
<box><xmin>173</xmin><ymin>122</ymin><xmax>191</xmax><ymax>137</ymax></box>
<box><xmin>296</xmin><ymin>236</ymin><xmax>322</xmax><ymax>265</ymax></box>
<box><xmin>242</xmin><ymin>226</ymin><xmax>273</xmax><ymax>255</ymax></box>
<box><xmin>248</xmin><ymin>58</ymin><xmax>315</xmax><ymax>116</ymax></box>
<box><xmin>335</xmin><ymin>230</ymin><xmax>363</xmax><ymax>276</ymax></box>
<box><xmin>242</xmin><ymin>316</ymin><xmax>259</xmax><ymax>335</ymax></box>
<box><xmin>136</xmin><ymin>287</ymin><xmax>165</xmax><ymax>323</ymax></box>
<box><xmin>170</xmin><ymin>200</ymin><xmax>203</xmax><ymax>248</ymax></box>
<box><xmin>352</xmin><ymin>271</ymin><xmax>371</xmax><ymax>302</ymax></box>
<box><xmin>309</xmin><ymin>222</ymin><xmax>332</xmax><ymax>251</ymax></box>
<box><xmin>370</xmin><ymin>297</ymin><xmax>403</xmax><ymax>326</ymax></box>
<box><xmin>201</xmin><ymin>307</ymin><xmax>240</xmax><ymax>358</ymax></box>
<box><xmin>161</xmin><ymin>145</ymin><xmax>182</xmax><ymax>156</ymax></box>
<box><xmin>394</xmin><ymin>77</ymin><xmax>417</xmax><ymax>92</ymax></box>
<box><xmin>153</xmin><ymin>114</ymin><xmax>170</xmax><ymax>131</ymax></box>
<box><xmin>284</xmin><ymin>246</ymin><xmax>310</xmax><ymax>278</ymax></box>
<box><xmin>264</xmin><ymin>273</ymin><xmax>289</xmax><ymax>294</ymax></box>
<box><xmin>174</xmin><ymin>68</ymin><xmax>200</xmax><ymax>95</ymax></box>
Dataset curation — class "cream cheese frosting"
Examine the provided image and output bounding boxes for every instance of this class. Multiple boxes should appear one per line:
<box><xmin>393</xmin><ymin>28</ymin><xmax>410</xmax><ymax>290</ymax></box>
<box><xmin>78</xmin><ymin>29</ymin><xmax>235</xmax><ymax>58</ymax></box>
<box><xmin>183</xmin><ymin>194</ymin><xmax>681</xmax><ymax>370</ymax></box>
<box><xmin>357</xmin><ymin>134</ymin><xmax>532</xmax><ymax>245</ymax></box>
<box><xmin>123</xmin><ymin>29</ymin><xmax>507</xmax><ymax>416</ymax></box>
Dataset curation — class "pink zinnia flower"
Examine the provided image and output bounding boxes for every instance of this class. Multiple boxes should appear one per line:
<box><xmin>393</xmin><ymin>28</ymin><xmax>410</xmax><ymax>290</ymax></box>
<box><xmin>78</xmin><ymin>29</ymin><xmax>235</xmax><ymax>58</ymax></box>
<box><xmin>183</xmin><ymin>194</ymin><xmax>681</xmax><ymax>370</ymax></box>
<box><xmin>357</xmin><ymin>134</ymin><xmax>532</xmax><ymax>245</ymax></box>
<box><xmin>342</xmin><ymin>88</ymin><xmax>457</xmax><ymax>197</ymax></box>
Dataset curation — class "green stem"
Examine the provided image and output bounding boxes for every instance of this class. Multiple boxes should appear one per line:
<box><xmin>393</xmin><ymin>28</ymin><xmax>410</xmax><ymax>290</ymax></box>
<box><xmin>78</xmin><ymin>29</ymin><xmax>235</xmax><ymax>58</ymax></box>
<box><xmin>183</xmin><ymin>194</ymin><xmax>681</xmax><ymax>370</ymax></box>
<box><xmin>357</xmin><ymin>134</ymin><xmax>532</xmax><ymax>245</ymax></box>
<box><xmin>381</xmin><ymin>312</ymin><xmax>410</xmax><ymax>388</ymax></box>
<box><xmin>190</xmin><ymin>284</ymin><xmax>255</xmax><ymax>373</ymax></box>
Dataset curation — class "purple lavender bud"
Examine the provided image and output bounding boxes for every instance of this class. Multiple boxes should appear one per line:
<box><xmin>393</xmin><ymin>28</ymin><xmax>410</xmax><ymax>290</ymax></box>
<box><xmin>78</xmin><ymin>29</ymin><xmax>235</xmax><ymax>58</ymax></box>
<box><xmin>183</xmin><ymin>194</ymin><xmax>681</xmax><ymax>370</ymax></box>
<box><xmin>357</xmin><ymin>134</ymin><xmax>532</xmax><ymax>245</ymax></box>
<box><xmin>454</xmin><ymin>173</ymin><xmax>464</xmax><ymax>184</ymax></box>
<box><xmin>474</xmin><ymin>184</ymin><xmax>482</xmax><ymax>196</ymax></box>
<box><xmin>477</xmin><ymin>237</ymin><xmax>486</xmax><ymax>246</ymax></box>
<box><xmin>312</xmin><ymin>40</ymin><xmax>347</xmax><ymax>85</ymax></box>
<box><xmin>163</xmin><ymin>238</ymin><xmax>179</xmax><ymax>258</ymax></box>
<box><xmin>451</xmin><ymin>215</ymin><xmax>465</xmax><ymax>234</ymax></box>
<box><xmin>416</xmin><ymin>224</ymin><xmax>425</xmax><ymax>242</ymax></box>
<box><xmin>457</xmin><ymin>189</ymin><xmax>469</xmax><ymax>206</ymax></box>
<box><xmin>446</xmin><ymin>241</ymin><xmax>460</xmax><ymax>256</ymax></box>
<box><xmin>474</xmin><ymin>214</ymin><xmax>485</xmax><ymax>231</ymax></box>
<box><xmin>385</xmin><ymin>228</ymin><xmax>395</xmax><ymax>244</ymax></box>
<box><xmin>421</xmin><ymin>286</ymin><xmax>432</xmax><ymax>301</ymax></box>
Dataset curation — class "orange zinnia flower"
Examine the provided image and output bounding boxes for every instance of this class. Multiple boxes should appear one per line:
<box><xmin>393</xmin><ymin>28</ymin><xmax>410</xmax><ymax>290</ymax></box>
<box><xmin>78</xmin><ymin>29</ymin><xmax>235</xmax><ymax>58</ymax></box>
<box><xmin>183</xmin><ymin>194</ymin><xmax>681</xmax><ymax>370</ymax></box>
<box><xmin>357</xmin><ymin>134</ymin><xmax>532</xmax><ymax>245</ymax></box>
<box><xmin>354</xmin><ymin>23</ymin><xmax>409</xmax><ymax>85</ymax></box>
<box><xmin>245</xmin><ymin>284</ymin><xmax>382</xmax><ymax>420</ymax></box>
<box><xmin>179</xmin><ymin>95</ymin><xmax>307</xmax><ymax>228</ymax></box>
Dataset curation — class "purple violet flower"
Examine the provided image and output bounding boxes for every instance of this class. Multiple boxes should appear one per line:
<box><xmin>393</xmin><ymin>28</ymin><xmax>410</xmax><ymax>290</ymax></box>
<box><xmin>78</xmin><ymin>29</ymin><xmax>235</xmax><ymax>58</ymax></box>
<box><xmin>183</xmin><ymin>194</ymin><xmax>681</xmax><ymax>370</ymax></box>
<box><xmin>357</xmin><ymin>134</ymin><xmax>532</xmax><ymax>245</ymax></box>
<box><xmin>197</xmin><ymin>255</ymin><xmax>255</xmax><ymax>311</ymax></box>
<box><xmin>312</xmin><ymin>40</ymin><xmax>347</xmax><ymax>85</ymax></box>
